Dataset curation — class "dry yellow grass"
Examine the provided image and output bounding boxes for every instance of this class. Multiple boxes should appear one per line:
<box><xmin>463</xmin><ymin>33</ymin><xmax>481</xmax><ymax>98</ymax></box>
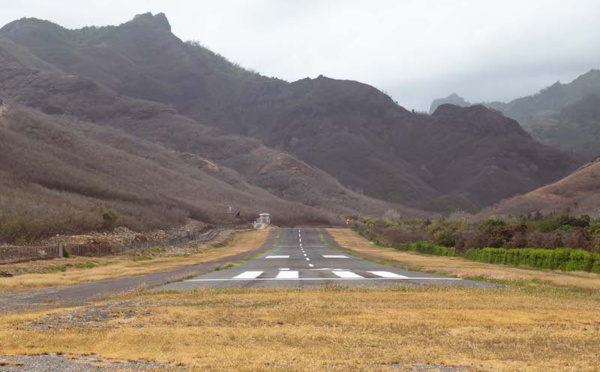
<box><xmin>0</xmin><ymin>287</ymin><xmax>599</xmax><ymax>371</ymax></box>
<box><xmin>328</xmin><ymin>228</ymin><xmax>600</xmax><ymax>291</ymax></box>
<box><xmin>0</xmin><ymin>229</ymin><xmax>270</xmax><ymax>293</ymax></box>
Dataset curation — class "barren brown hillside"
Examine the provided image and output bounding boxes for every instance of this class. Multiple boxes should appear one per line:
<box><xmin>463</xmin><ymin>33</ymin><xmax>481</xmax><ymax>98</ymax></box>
<box><xmin>486</xmin><ymin>158</ymin><xmax>600</xmax><ymax>217</ymax></box>
<box><xmin>0</xmin><ymin>32</ymin><xmax>423</xmax><ymax>242</ymax></box>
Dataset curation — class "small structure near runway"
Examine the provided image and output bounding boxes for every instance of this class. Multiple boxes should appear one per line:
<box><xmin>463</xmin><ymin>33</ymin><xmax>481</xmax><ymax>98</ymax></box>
<box><xmin>254</xmin><ymin>213</ymin><xmax>271</xmax><ymax>229</ymax></box>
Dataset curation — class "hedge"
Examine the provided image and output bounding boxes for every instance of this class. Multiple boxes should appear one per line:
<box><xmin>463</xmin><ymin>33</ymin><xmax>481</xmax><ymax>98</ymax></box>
<box><xmin>464</xmin><ymin>247</ymin><xmax>600</xmax><ymax>273</ymax></box>
<box><xmin>394</xmin><ymin>242</ymin><xmax>456</xmax><ymax>257</ymax></box>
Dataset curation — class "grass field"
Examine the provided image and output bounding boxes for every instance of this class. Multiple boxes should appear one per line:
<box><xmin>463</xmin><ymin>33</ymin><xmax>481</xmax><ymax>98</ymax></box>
<box><xmin>0</xmin><ymin>228</ymin><xmax>599</xmax><ymax>371</ymax></box>
<box><xmin>0</xmin><ymin>229</ymin><xmax>269</xmax><ymax>293</ymax></box>
<box><xmin>0</xmin><ymin>286</ymin><xmax>599</xmax><ymax>371</ymax></box>
<box><xmin>328</xmin><ymin>228</ymin><xmax>600</xmax><ymax>291</ymax></box>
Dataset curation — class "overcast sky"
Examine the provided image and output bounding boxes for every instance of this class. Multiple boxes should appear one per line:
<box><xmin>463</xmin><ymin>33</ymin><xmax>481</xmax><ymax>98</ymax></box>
<box><xmin>1</xmin><ymin>0</ymin><xmax>599</xmax><ymax>110</ymax></box>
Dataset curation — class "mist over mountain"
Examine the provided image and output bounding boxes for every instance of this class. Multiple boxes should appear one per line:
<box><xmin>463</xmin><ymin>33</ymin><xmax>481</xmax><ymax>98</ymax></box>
<box><xmin>429</xmin><ymin>93</ymin><xmax>471</xmax><ymax>114</ymax></box>
<box><xmin>486</xmin><ymin>70</ymin><xmax>600</xmax><ymax>125</ymax></box>
<box><xmin>433</xmin><ymin>70</ymin><xmax>600</xmax><ymax>160</ymax></box>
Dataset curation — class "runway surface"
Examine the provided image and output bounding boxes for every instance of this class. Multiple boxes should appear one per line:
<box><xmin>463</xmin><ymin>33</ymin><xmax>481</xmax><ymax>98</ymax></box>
<box><xmin>157</xmin><ymin>228</ymin><xmax>498</xmax><ymax>290</ymax></box>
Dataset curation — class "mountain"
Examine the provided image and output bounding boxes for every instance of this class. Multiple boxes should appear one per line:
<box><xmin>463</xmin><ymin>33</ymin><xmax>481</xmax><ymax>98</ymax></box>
<box><xmin>0</xmin><ymin>13</ymin><xmax>579</xmax><ymax>212</ymax></box>
<box><xmin>486</xmin><ymin>70</ymin><xmax>600</xmax><ymax>125</ymax></box>
<box><xmin>429</xmin><ymin>93</ymin><xmax>470</xmax><ymax>114</ymax></box>
<box><xmin>0</xmin><ymin>34</ymin><xmax>420</xmax><ymax>242</ymax></box>
<box><xmin>525</xmin><ymin>95</ymin><xmax>600</xmax><ymax>159</ymax></box>
<box><xmin>486</xmin><ymin>157</ymin><xmax>600</xmax><ymax>218</ymax></box>
<box><xmin>433</xmin><ymin>70</ymin><xmax>600</xmax><ymax>160</ymax></box>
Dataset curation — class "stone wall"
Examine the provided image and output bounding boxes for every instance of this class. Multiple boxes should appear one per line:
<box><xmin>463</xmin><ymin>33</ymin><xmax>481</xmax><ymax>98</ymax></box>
<box><xmin>0</xmin><ymin>245</ymin><xmax>62</xmax><ymax>264</ymax></box>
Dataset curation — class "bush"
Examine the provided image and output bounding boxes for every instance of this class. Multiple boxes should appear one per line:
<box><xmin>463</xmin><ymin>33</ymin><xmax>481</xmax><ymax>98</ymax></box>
<box><xmin>395</xmin><ymin>241</ymin><xmax>456</xmax><ymax>257</ymax></box>
<box><xmin>433</xmin><ymin>229</ymin><xmax>456</xmax><ymax>247</ymax></box>
<box><xmin>464</xmin><ymin>247</ymin><xmax>600</xmax><ymax>273</ymax></box>
<box><xmin>101</xmin><ymin>209</ymin><xmax>118</xmax><ymax>230</ymax></box>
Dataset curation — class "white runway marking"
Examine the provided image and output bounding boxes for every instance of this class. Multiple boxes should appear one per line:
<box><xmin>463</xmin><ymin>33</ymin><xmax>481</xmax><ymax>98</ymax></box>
<box><xmin>308</xmin><ymin>264</ymin><xmax>314</xmax><ymax>267</ymax></box>
<box><xmin>233</xmin><ymin>271</ymin><xmax>263</xmax><ymax>279</ymax></box>
<box><xmin>305</xmin><ymin>257</ymin><xmax>310</xmax><ymax>261</ymax></box>
<box><xmin>186</xmin><ymin>277</ymin><xmax>464</xmax><ymax>282</ymax></box>
<box><xmin>332</xmin><ymin>271</ymin><xmax>363</xmax><ymax>278</ymax></box>
<box><xmin>266</xmin><ymin>255</ymin><xmax>290</xmax><ymax>259</ymax></box>
<box><xmin>369</xmin><ymin>271</ymin><xmax>408</xmax><ymax>278</ymax></box>
<box><xmin>276</xmin><ymin>271</ymin><xmax>299</xmax><ymax>279</ymax></box>
<box><xmin>280</xmin><ymin>268</ymin><xmax>290</xmax><ymax>270</ymax></box>
<box><xmin>323</xmin><ymin>255</ymin><xmax>348</xmax><ymax>258</ymax></box>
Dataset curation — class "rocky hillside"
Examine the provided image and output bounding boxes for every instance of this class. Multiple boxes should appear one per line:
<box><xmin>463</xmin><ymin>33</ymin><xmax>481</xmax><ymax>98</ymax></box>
<box><xmin>0</xmin><ymin>12</ymin><xmax>582</xmax><ymax>224</ymax></box>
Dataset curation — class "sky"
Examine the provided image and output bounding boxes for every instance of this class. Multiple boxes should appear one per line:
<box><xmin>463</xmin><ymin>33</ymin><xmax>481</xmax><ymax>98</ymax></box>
<box><xmin>1</xmin><ymin>0</ymin><xmax>599</xmax><ymax>111</ymax></box>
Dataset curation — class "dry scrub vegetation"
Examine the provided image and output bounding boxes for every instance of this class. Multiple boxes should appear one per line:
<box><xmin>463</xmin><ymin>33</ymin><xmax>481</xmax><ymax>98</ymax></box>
<box><xmin>0</xmin><ymin>229</ymin><xmax>268</xmax><ymax>293</ymax></box>
<box><xmin>0</xmin><ymin>287</ymin><xmax>598</xmax><ymax>371</ymax></box>
<box><xmin>328</xmin><ymin>228</ymin><xmax>600</xmax><ymax>291</ymax></box>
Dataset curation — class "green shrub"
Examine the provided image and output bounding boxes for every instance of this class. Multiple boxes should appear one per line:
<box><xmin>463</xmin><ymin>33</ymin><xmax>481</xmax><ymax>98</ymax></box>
<box><xmin>395</xmin><ymin>241</ymin><xmax>456</xmax><ymax>257</ymax></box>
<box><xmin>464</xmin><ymin>247</ymin><xmax>599</xmax><ymax>272</ymax></box>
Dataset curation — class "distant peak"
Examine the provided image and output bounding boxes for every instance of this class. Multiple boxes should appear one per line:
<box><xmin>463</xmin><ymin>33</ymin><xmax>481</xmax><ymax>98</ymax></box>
<box><xmin>429</xmin><ymin>93</ymin><xmax>470</xmax><ymax>114</ymax></box>
<box><xmin>130</xmin><ymin>12</ymin><xmax>171</xmax><ymax>32</ymax></box>
<box><xmin>432</xmin><ymin>104</ymin><xmax>528</xmax><ymax>136</ymax></box>
<box><xmin>0</xmin><ymin>17</ymin><xmax>63</xmax><ymax>34</ymax></box>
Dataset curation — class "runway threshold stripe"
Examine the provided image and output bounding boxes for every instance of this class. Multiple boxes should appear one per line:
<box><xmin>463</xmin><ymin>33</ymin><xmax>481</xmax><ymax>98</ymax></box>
<box><xmin>233</xmin><ymin>271</ymin><xmax>263</xmax><ymax>279</ymax></box>
<box><xmin>369</xmin><ymin>271</ymin><xmax>409</xmax><ymax>278</ymax></box>
<box><xmin>332</xmin><ymin>271</ymin><xmax>363</xmax><ymax>278</ymax></box>
<box><xmin>185</xmin><ymin>277</ymin><xmax>463</xmax><ymax>282</ymax></box>
<box><xmin>276</xmin><ymin>271</ymin><xmax>299</xmax><ymax>279</ymax></box>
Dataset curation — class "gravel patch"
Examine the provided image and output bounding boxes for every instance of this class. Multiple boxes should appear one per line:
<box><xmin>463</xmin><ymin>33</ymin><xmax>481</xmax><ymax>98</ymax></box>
<box><xmin>22</xmin><ymin>303</ymin><xmax>151</xmax><ymax>330</ymax></box>
<box><xmin>0</xmin><ymin>354</ymin><xmax>182</xmax><ymax>371</ymax></box>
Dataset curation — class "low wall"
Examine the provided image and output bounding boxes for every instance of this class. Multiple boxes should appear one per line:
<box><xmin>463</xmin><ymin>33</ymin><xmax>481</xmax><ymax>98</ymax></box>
<box><xmin>0</xmin><ymin>245</ymin><xmax>62</xmax><ymax>264</ymax></box>
<box><xmin>0</xmin><ymin>227</ymin><xmax>227</xmax><ymax>265</ymax></box>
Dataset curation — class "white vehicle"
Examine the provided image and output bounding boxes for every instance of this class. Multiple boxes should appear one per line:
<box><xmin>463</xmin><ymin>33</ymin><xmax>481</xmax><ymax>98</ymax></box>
<box><xmin>254</xmin><ymin>213</ymin><xmax>271</xmax><ymax>229</ymax></box>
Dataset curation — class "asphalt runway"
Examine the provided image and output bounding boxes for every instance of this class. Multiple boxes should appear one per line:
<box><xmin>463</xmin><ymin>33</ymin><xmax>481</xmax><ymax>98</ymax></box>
<box><xmin>157</xmin><ymin>228</ymin><xmax>498</xmax><ymax>290</ymax></box>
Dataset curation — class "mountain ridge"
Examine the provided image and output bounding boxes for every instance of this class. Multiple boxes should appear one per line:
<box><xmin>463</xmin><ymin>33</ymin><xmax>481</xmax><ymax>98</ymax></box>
<box><xmin>0</xmin><ymin>13</ymin><xmax>583</xmax><ymax>241</ymax></box>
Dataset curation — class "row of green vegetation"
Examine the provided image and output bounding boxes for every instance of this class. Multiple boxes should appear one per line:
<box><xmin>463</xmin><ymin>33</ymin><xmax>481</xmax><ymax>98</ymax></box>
<box><xmin>351</xmin><ymin>211</ymin><xmax>600</xmax><ymax>273</ymax></box>
<box><xmin>464</xmin><ymin>247</ymin><xmax>600</xmax><ymax>273</ymax></box>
